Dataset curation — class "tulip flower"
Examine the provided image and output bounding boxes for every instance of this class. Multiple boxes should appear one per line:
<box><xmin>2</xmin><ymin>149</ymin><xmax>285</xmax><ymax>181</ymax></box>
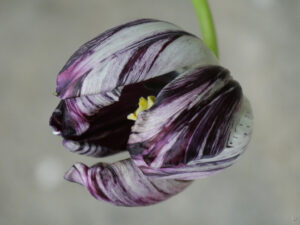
<box><xmin>50</xmin><ymin>18</ymin><xmax>253</xmax><ymax>206</ymax></box>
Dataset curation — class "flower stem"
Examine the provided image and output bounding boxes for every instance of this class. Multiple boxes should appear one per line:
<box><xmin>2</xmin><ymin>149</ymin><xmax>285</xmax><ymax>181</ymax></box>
<box><xmin>192</xmin><ymin>0</ymin><xmax>219</xmax><ymax>58</ymax></box>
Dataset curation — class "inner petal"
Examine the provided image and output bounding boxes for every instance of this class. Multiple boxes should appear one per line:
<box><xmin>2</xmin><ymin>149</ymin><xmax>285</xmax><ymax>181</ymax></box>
<box><xmin>50</xmin><ymin>71</ymin><xmax>178</xmax><ymax>157</ymax></box>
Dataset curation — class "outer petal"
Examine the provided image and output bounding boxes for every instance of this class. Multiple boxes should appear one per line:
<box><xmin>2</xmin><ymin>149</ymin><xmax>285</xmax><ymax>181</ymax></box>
<box><xmin>51</xmin><ymin>19</ymin><xmax>218</xmax><ymax>156</ymax></box>
<box><xmin>64</xmin><ymin>159</ymin><xmax>192</xmax><ymax>206</ymax></box>
<box><xmin>128</xmin><ymin>66</ymin><xmax>253</xmax><ymax>180</ymax></box>
<box><xmin>56</xmin><ymin>19</ymin><xmax>218</xmax><ymax>99</ymax></box>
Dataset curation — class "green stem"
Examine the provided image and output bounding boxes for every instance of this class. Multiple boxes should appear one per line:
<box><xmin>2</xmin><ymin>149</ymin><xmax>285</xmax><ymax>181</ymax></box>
<box><xmin>192</xmin><ymin>0</ymin><xmax>219</xmax><ymax>58</ymax></box>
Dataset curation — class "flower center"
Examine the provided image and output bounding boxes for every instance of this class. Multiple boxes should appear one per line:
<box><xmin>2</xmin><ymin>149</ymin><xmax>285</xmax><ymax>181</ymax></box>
<box><xmin>127</xmin><ymin>96</ymin><xmax>156</xmax><ymax>121</ymax></box>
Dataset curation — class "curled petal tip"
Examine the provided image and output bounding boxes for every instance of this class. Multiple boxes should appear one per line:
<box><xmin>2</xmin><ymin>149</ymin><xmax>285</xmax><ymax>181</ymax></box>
<box><xmin>64</xmin><ymin>159</ymin><xmax>191</xmax><ymax>206</ymax></box>
<box><xmin>63</xmin><ymin>140</ymin><xmax>80</xmax><ymax>152</ymax></box>
<box><xmin>52</xmin><ymin>130</ymin><xmax>61</xmax><ymax>136</ymax></box>
<box><xmin>64</xmin><ymin>163</ymin><xmax>86</xmax><ymax>185</ymax></box>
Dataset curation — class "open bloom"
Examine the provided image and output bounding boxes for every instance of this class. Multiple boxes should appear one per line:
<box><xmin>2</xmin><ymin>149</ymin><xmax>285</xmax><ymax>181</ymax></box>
<box><xmin>50</xmin><ymin>19</ymin><xmax>253</xmax><ymax>206</ymax></box>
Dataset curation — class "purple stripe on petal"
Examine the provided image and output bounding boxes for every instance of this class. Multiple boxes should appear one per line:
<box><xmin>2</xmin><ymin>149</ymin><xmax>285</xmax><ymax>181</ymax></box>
<box><xmin>56</xmin><ymin>19</ymin><xmax>218</xmax><ymax>99</ymax></box>
<box><xmin>64</xmin><ymin>159</ymin><xmax>192</xmax><ymax>206</ymax></box>
<box><xmin>128</xmin><ymin>65</ymin><xmax>252</xmax><ymax>179</ymax></box>
<box><xmin>59</xmin><ymin>19</ymin><xmax>159</xmax><ymax>74</ymax></box>
<box><xmin>62</xmin><ymin>139</ymin><xmax>118</xmax><ymax>157</ymax></box>
<box><xmin>50</xmin><ymin>72</ymin><xmax>178</xmax><ymax>157</ymax></box>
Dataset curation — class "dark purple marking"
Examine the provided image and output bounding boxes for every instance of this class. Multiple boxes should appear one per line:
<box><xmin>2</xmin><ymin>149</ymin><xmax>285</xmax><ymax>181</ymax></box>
<box><xmin>116</xmin><ymin>31</ymin><xmax>193</xmax><ymax>86</ymax></box>
<box><xmin>146</xmin><ymin>35</ymin><xmax>182</xmax><ymax>73</ymax></box>
<box><xmin>59</xmin><ymin>19</ymin><xmax>159</xmax><ymax>74</ymax></box>
<box><xmin>128</xmin><ymin>66</ymin><xmax>243</xmax><ymax>167</ymax></box>
<box><xmin>187</xmin><ymin>81</ymin><xmax>242</xmax><ymax>160</ymax></box>
<box><xmin>50</xmin><ymin>101</ymin><xmax>76</xmax><ymax>137</ymax></box>
<box><xmin>50</xmin><ymin>71</ymin><xmax>178</xmax><ymax>157</ymax></box>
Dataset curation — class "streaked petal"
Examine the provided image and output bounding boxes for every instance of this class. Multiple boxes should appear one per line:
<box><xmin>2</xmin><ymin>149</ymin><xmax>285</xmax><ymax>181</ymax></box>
<box><xmin>128</xmin><ymin>65</ymin><xmax>253</xmax><ymax>179</ymax></box>
<box><xmin>50</xmin><ymin>72</ymin><xmax>178</xmax><ymax>157</ymax></box>
<box><xmin>64</xmin><ymin>159</ymin><xmax>192</xmax><ymax>206</ymax></box>
<box><xmin>56</xmin><ymin>19</ymin><xmax>218</xmax><ymax>99</ymax></box>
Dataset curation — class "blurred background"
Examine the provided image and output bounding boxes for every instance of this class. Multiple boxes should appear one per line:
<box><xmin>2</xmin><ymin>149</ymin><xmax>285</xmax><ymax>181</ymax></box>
<box><xmin>0</xmin><ymin>0</ymin><xmax>299</xmax><ymax>224</ymax></box>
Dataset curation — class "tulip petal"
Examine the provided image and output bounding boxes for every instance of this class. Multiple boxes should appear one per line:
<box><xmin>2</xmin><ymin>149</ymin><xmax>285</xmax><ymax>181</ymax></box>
<box><xmin>50</xmin><ymin>72</ymin><xmax>178</xmax><ymax>157</ymax></box>
<box><xmin>64</xmin><ymin>159</ymin><xmax>192</xmax><ymax>206</ymax></box>
<box><xmin>56</xmin><ymin>19</ymin><xmax>218</xmax><ymax>99</ymax></box>
<box><xmin>128</xmin><ymin>65</ymin><xmax>253</xmax><ymax>179</ymax></box>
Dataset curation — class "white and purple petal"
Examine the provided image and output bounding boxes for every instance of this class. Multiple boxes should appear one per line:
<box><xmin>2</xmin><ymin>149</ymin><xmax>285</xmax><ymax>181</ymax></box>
<box><xmin>56</xmin><ymin>19</ymin><xmax>218</xmax><ymax>99</ymax></box>
<box><xmin>50</xmin><ymin>72</ymin><xmax>179</xmax><ymax>157</ymax></box>
<box><xmin>128</xmin><ymin>65</ymin><xmax>253</xmax><ymax>179</ymax></box>
<box><xmin>64</xmin><ymin>159</ymin><xmax>192</xmax><ymax>206</ymax></box>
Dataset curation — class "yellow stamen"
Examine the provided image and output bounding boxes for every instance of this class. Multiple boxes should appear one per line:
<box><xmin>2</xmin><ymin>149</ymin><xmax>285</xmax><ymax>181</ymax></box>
<box><xmin>127</xmin><ymin>96</ymin><xmax>156</xmax><ymax>121</ymax></box>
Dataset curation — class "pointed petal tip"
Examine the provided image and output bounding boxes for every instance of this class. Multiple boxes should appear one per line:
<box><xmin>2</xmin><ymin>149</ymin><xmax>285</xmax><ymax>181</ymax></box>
<box><xmin>64</xmin><ymin>163</ymin><xmax>86</xmax><ymax>185</ymax></box>
<box><xmin>63</xmin><ymin>140</ymin><xmax>80</xmax><ymax>152</ymax></box>
<box><xmin>62</xmin><ymin>159</ymin><xmax>191</xmax><ymax>206</ymax></box>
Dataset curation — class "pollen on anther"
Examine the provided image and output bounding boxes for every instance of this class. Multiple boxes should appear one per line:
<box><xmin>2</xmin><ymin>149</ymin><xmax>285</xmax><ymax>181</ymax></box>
<box><xmin>127</xmin><ymin>96</ymin><xmax>156</xmax><ymax>121</ymax></box>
